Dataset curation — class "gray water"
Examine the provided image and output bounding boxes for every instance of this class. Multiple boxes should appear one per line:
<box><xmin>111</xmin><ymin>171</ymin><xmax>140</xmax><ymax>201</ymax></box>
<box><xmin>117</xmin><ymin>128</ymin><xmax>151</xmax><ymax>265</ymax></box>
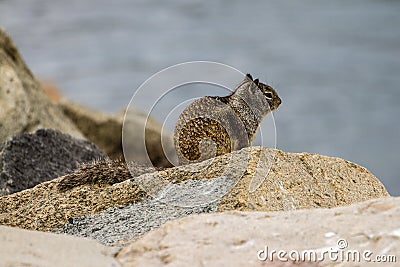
<box><xmin>1</xmin><ymin>0</ymin><xmax>399</xmax><ymax>195</ymax></box>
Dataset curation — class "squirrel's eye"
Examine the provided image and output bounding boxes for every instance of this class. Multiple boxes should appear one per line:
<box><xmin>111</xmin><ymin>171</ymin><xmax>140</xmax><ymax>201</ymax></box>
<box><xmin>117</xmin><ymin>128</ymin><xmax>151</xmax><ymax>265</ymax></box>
<box><xmin>264</xmin><ymin>92</ymin><xmax>273</xmax><ymax>99</ymax></box>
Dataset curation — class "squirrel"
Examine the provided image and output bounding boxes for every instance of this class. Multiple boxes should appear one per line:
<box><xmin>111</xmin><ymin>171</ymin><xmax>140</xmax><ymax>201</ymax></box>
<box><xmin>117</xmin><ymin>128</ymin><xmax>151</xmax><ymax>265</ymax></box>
<box><xmin>57</xmin><ymin>74</ymin><xmax>281</xmax><ymax>191</ymax></box>
<box><xmin>174</xmin><ymin>73</ymin><xmax>281</xmax><ymax>165</ymax></box>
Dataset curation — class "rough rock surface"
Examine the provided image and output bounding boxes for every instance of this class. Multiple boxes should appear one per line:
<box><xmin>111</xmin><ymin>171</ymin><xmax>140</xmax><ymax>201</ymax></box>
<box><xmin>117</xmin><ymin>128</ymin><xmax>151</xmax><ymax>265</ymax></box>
<box><xmin>216</xmin><ymin>148</ymin><xmax>390</xmax><ymax>212</ymax></box>
<box><xmin>57</xmin><ymin>195</ymin><xmax>218</xmax><ymax>246</ymax></box>
<box><xmin>0</xmin><ymin>28</ymin><xmax>83</xmax><ymax>143</ymax></box>
<box><xmin>117</xmin><ymin>197</ymin><xmax>398</xmax><ymax>267</ymax></box>
<box><xmin>0</xmin><ymin>128</ymin><xmax>106</xmax><ymax>196</ymax></box>
<box><xmin>59</xmin><ymin>99</ymin><xmax>175</xmax><ymax>167</ymax></box>
<box><xmin>56</xmin><ymin>147</ymin><xmax>390</xmax><ymax>246</ymax></box>
<box><xmin>0</xmin><ymin>225</ymin><xmax>120</xmax><ymax>267</ymax></box>
<box><xmin>0</xmin><ymin>176</ymin><xmax>144</xmax><ymax>231</ymax></box>
<box><xmin>0</xmin><ymin>147</ymin><xmax>388</xmax><ymax>238</ymax></box>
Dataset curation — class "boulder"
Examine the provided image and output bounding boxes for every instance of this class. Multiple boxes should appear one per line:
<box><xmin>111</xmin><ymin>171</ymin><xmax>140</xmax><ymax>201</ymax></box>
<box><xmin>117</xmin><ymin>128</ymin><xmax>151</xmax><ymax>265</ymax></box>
<box><xmin>0</xmin><ymin>147</ymin><xmax>388</xmax><ymax>240</ymax></box>
<box><xmin>0</xmin><ymin>27</ymin><xmax>83</xmax><ymax>143</ymax></box>
<box><xmin>59</xmin><ymin>99</ymin><xmax>175</xmax><ymax>167</ymax></box>
<box><xmin>0</xmin><ymin>225</ymin><xmax>120</xmax><ymax>267</ymax></box>
<box><xmin>217</xmin><ymin>148</ymin><xmax>390</xmax><ymax>212</ymax></box>
<box><xmin>116</xmin><ymin>197</ymin><xmax>398</xmax><ymax>267</ymax></box>
<box><xmin>54</xmin><ymin>147</ymin><xmax>389</xmax><ymax>246</ymax></box>
<box><xmin>0</xmin><ymin>128</ymin><xmax>106</xmax><ymax>196</ymax></box>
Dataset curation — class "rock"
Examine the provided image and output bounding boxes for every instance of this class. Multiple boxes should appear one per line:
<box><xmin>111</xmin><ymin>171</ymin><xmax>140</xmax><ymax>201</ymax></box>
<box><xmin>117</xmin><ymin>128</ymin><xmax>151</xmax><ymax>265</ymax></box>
<box><xmin>0</xmin><ymin>128</ymin><xmax>106</xmax><ymax>196</ymax></box>
<box><xmin>0</xmin><ymin>173</ymin><xmax>145</xmax><ymax>232</ymax></box>
<box><xmin>0</xmin><ymin>27</ymin><xmax>83</xmax><ymax>143</ymax></box>
<box><xmin>57</xmin><ymin>195</ymin><xmax>218</xmax><ymax>246</ymax></box>
<box><xmin>217</xmin><ymin>148</ymin><xmax>390</xmax><ymax>212</ymax></box>
<box><xmin>0</xmin><ymin>225</ymin><xmax>120</xmax><ymax>267</ymax></box>
<box><xmin>58</xmin><ymin>147</ymin><xmax>389</xmax><ymax>246</ymax></box>
<box><xmin>0</xmin><ymin>147</ymin><xmax>388</xmax><ymax>239</ymax></box>
<box><xmin>59</xmin><ymin>99</ymin><xmax>175</xmax><ymax>167</ymax></box>
<box><xmin>116</xmin><ymin>197</ymin><xmax>398</xmax><ymax>267</ymax></box>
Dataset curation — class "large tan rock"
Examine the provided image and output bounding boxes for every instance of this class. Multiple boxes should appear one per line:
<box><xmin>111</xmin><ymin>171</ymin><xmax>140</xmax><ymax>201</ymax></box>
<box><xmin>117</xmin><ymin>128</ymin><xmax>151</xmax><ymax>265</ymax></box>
<box><xmin>117</xmin><ymin>197</ymin><xmax>398</xmax><ymax>267</ymax></box>
<box><xmin>0</xmin><ymin>28</ymin><xmax>83</xmax><ymax>143</ymax></box>
<box><xmin>217</xmin><ymin>148</ymin><xmax>390</xmax><ymax>212</ymax></box>
<box><xmin>0</xmin><ymin>225</ymin><xmax>120</xmax><ymax>267</ymax></box>
<box><xmin>0</xmin><ymin>147</ymin><xmax>388</xmax><ymax>236</ymax></box>
<box><xmin>155</xmin><ymin>146</ymin><xmax>389</xmax><ymax>211</ymax></box>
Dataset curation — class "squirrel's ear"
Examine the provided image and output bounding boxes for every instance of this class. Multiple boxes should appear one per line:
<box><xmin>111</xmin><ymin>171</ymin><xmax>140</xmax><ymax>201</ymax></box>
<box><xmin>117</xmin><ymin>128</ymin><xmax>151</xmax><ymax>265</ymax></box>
<box><xmin>254</xmin><ymin>79</ymin><xmax>259</xmax><ymax>85</ymax></box>
<box><xmin>246</xmin><ymin>73</ymin><xmax>253</xmax><ymax>80</ymax></box>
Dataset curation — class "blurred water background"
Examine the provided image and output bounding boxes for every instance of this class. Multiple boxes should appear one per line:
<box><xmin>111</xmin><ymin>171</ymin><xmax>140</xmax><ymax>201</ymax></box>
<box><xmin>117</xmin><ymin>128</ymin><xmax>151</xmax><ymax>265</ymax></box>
<box><xmin>1</xmin><ymin>0</ymin><xmax>399</xmax><ymax>195</ymax></box>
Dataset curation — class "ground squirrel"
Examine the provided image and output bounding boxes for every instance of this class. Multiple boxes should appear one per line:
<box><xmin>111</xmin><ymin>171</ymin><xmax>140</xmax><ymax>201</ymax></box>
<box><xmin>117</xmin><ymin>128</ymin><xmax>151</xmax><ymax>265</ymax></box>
<box><xmin>58</xmin><ymin>73</ymin><xmax>281</xmax><ymax>191</ymax></box>
<box><xmin>174</xmin><ymin>73</ymin><xmax>281</xmax><ymax>165</ymax></box>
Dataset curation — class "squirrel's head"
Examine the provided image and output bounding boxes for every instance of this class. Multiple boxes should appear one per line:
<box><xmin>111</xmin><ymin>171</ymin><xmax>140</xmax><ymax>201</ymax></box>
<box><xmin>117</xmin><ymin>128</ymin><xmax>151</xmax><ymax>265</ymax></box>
<box><xmin>246</xmin><ymin>73</ymin><xmax>281</xmax><ymax>111</ymax></box>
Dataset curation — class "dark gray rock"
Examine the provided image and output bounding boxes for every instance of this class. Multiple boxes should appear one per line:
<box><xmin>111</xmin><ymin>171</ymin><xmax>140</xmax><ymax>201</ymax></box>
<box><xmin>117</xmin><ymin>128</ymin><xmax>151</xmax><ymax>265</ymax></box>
<box><xmin>0</xmin><ymin>128</ymin><xmax>106</xmax><ymax>196</ymax></box>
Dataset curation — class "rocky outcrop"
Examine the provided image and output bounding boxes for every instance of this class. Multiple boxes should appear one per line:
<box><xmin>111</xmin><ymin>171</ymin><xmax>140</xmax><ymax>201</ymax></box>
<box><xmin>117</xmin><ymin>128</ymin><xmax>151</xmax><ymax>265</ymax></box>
<box><xmin>117</xmin><ymin>197</ymin><xmax>397</xmax><ymax>267</ymax></box>
<box><xmin>0</xmin><ymin>28</ymin><xmax>83</xmax><ymax>143</ymax></box>
<box><xmin>0</xmin><ymin>147</ymin><xmax>388</xmax><ymax>241</ymax></box>
<box><xmin>0</xmin><ymin>129</ymin><xmax>106</xmax><ymax>196</ymax></box>
<box><xmin>2</xmin><ymin>197</ymin><xmax>397</xmax><ymax>267</ymax></box>
<box><xmin>0</xmin><ymin>225</ymin><xmax>120</xmax><ymax>267</ymax></box>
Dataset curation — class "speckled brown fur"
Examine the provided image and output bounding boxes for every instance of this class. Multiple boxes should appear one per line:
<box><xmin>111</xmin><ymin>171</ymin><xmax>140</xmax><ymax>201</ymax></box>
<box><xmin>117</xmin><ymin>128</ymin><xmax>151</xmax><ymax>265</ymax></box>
<box><xmin>174</xmin><ymin>74</ymin><xmax>281</xmax><ymax>165</ymax></box>
<box><xmin>57</xmin><ymin>159</ymin><xmax>156</xmax><ymax>191</ymax></box>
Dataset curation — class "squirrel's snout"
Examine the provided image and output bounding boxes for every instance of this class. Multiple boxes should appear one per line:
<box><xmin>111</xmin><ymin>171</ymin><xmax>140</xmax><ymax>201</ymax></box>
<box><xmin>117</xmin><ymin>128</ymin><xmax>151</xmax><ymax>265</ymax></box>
<box><xmin>271</xmin><ymin>95</ymin><xmax>281</xmax><ymax>110</ymax></box>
